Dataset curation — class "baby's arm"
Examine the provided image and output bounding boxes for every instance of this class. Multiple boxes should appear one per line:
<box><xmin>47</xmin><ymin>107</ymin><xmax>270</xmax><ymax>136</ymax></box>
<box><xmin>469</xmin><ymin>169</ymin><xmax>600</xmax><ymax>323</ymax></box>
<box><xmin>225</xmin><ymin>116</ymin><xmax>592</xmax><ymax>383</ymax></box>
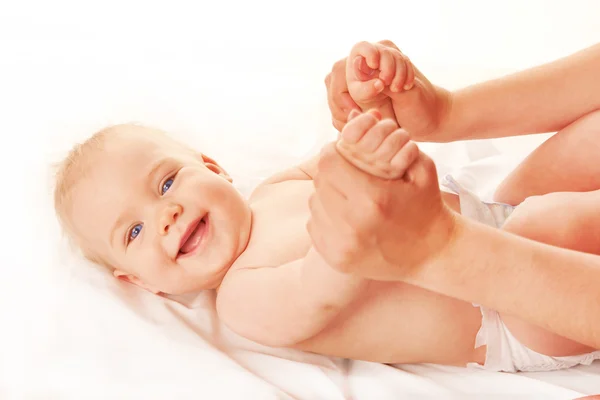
<box><xmin>217</xmin><ymin>248</ymin><xmax>367</xmax><ymax>347</ymax></box>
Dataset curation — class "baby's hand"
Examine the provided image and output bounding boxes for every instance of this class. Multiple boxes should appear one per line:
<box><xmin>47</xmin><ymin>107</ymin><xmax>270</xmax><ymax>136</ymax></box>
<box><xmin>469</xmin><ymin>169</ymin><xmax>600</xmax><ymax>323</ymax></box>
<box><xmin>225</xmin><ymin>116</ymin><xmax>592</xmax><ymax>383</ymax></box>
<box><xmin>346</xmin><ymin>41</ymin><xmax>416</xmax><ymax>107</ymax></box>
<box><xmin>336</xmin><ymin>109</ymin><xmax>418</xmax><ymax>180</ymax></box>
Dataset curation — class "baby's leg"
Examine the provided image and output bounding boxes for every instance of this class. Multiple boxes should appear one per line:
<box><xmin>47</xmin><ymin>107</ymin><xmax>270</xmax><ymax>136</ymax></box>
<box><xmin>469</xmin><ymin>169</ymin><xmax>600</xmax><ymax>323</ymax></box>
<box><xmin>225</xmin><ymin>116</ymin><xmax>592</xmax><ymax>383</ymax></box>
<box><xmin>499</xmin><ymin>196</ymin><xmax>598</xmax><ymax>356</ymax></box>
<box><xmin>493</xmin><ymin>111</ymin><xmax>600</xmax><ymax>357</ymax></box>
<box><xmin>495</xmin><ymin>110</ymin><xmax>600</xmax><ymax>204</ymax></box>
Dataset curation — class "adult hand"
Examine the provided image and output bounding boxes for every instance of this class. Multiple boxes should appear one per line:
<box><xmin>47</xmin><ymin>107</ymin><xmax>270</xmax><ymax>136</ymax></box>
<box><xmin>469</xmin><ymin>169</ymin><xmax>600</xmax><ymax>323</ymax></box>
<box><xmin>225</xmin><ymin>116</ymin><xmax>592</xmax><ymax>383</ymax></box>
<box><xmin>307</xmin><ymin>133</ymin><xmax>457</xmax><ymax>281</ymax></box>
<box><xmin>325</xmin><ymin>57</ymin><xmax>360</xmax><ymax>132</ymax></box>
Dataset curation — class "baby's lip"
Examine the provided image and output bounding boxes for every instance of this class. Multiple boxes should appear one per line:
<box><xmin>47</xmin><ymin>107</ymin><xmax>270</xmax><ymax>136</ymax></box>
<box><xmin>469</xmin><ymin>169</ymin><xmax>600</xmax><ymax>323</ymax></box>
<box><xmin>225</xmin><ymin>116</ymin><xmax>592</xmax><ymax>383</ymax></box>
<box><xmin>178</xmin><ymin>216</ymin><xmax>204</xmax><ymax>252</ymax></box>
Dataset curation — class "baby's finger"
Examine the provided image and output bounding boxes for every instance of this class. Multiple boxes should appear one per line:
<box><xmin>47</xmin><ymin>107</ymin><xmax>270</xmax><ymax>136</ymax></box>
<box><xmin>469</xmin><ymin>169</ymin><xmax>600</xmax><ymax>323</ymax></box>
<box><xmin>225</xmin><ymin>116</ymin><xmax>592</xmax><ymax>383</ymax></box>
<box><xmin>403</xmin><ymin>54</ymin><xmax>415</xmax><ymax>90</ymax></box>
<box><xmin>353</xmin><ymin>56</ymin><xmax>376</xmax><ymax>81</ymax></box>
<box><xmin>350</xmin><ymin>41</ymin><xmax>380</xmax><ymax>70</ymax></box>
<box><xmin>390</xmin><ymin>53</ymin><xmax>408</xmax><ymax>93</ymax></box>
<box><xmin>378</xmin><ymin>49</ymin><xmax>396</xmax><ymax>86</ymax></box>
<box><xmin>374</xmin><ymin>129</ymin><xmax>410</xmax><ymax>162</ymax></box>
<box><xmin>340</xmin><ymin>111</ymin><xmax>380</xmax><ymax>144</ymax></box>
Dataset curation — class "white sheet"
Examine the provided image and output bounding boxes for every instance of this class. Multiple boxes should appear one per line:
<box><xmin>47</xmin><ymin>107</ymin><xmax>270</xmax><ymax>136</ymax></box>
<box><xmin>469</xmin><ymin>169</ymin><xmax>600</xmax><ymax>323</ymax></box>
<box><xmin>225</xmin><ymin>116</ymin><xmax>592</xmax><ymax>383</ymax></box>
<box><xmin>4</xmin><ymin>1</ymin><xmax>600</xmax><ymax>398</ymax></box>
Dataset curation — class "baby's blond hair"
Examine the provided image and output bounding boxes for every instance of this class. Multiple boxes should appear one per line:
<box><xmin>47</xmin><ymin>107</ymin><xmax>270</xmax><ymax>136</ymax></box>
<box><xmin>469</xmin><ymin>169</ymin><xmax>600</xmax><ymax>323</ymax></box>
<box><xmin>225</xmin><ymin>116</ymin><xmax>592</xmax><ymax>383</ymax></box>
<box><xmin>53</xmin><ymin>124</ymin><xmax>133</xmax><ymax>267</ymax></box>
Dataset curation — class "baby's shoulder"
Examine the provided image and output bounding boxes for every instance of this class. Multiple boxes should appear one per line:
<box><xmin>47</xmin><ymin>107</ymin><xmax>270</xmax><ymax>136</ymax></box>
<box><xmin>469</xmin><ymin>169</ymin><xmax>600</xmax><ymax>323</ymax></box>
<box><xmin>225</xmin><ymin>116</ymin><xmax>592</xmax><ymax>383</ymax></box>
<box><xmin>249</xmin><ymin>170</ymin><xmax>313</xmax><ymax>204</ymax></box>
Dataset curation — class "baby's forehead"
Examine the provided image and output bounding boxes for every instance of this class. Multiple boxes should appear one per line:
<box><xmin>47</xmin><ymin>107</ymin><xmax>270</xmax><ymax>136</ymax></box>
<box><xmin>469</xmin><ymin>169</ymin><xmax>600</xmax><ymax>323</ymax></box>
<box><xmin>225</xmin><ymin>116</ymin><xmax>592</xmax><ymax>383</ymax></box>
<box><xmin>94</xmin><ymin>129</ymin><xmax>195</xmax><ymax>167</ymax></box>
<box><xmin>70</xmin><ymin>130</ymin><xmax>191</xmax><ymax>223</ymax></box>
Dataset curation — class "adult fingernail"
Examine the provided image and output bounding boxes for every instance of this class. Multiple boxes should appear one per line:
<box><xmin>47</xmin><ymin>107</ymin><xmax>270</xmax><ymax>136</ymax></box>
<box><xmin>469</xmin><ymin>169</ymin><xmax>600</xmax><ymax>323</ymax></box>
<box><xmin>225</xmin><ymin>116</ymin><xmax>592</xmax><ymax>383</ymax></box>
<box><xmin>404</xmin><ymin>82</ymin><xmax>414</xmax><ymax>90</ymax></box>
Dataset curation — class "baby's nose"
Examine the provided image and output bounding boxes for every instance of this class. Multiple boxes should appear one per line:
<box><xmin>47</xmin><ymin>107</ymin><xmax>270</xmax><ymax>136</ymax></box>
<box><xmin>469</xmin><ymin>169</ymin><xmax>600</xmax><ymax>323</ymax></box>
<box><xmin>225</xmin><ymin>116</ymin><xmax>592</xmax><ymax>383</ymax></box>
<box><xmin>158</xmin><ymin>203</ymin><xmax>182</xmax><ymax>235</ymax></box>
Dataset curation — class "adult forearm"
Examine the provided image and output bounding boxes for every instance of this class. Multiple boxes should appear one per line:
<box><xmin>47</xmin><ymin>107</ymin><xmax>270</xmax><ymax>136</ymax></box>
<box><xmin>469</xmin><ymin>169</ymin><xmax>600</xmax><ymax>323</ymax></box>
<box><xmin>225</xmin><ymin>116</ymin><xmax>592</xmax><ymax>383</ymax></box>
<box><xmin>410</xmin><ymin>216</ymin><xmax>600</xmax><ymax>348</ymax></box>
<box><xmin>434</xmin><ymin>43</ymin><xmax>600</xmax><ymax>142</ymax></box>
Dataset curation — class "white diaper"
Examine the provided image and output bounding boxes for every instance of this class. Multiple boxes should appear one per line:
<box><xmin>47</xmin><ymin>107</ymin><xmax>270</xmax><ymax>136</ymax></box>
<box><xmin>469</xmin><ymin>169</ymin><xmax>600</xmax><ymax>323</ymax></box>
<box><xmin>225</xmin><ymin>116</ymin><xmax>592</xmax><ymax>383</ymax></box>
<box><xmin>442</xmin><ymin>175</ymin><xmax>600</xmax><ymax>372</ymax></box>
<box><xmin>468</xmin><ymin>306</ymin><xmax>600</xmax><ymax>372</ymax></box>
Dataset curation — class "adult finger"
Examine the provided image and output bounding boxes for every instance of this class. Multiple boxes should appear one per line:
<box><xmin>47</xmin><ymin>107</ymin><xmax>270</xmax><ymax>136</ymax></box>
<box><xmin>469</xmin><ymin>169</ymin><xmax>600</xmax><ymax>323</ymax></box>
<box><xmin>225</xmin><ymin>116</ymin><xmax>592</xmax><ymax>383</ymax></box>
<box><xmin>328</xmin><ymin>59</ymin><xmax>359</xmax><ymax>121</ymax></box>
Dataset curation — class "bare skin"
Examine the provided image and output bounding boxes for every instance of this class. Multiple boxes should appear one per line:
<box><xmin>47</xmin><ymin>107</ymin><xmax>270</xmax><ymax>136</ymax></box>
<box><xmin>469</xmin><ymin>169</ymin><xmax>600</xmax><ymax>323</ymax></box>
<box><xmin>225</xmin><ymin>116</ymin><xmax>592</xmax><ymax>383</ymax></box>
<box><xmin>321</xmin><ymin>39</ymin><xmax>600</xmax><ymax>354</ymax></box>
<box><xmin>69</xmin><ymin>117</ymin><xmax>597</xmax><ymax>370</ymax></box>
<box><xmin>230</xmin><ymin>177</ymin><xmax>484</xmax><ymax>366</ymax></box>
<box><xmin>65</xmin><ymin>40</ymin><xmax>600</xmax><ymax>370</ymax></box>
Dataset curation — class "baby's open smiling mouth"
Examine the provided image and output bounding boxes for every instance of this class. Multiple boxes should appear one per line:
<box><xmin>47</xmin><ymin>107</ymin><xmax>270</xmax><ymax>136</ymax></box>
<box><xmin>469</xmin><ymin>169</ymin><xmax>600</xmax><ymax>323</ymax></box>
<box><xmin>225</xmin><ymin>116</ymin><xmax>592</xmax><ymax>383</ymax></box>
<box><xmin>177</xmin><ymin>214</ymin><xmax>209</xmax><ymax>258</ymax></box>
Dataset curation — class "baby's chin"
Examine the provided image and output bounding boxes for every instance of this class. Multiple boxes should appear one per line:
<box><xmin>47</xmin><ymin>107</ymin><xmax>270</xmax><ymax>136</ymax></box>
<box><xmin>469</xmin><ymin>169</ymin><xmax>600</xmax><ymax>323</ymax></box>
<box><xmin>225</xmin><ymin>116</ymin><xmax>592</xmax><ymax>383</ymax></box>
<box><xmin>166</xmin><ymin>265</ymin><xmax>231</xmax><ymax>295</ymax></box>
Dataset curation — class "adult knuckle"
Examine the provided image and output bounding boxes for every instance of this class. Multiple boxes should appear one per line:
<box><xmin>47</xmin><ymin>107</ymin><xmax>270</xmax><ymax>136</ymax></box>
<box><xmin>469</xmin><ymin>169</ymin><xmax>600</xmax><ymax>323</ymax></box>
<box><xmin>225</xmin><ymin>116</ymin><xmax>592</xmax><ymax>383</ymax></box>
<box><xmin>421</xmin><ymin>153</ymin><xmax>437</xmax><ymax>175</ymax></box>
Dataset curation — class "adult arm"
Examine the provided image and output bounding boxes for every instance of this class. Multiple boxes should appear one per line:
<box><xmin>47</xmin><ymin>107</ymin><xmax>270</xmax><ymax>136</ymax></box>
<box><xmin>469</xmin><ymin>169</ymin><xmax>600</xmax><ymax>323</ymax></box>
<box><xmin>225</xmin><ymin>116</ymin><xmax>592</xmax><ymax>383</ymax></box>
<box><xmin>413</xmin><ymin>214</ymin><xmax>600</xmax><ymax>349</ymax></box>
<box><xmin>435</xmin><ymin>42</ymin><xmax>600</xmax><ymax>141</ymax></box>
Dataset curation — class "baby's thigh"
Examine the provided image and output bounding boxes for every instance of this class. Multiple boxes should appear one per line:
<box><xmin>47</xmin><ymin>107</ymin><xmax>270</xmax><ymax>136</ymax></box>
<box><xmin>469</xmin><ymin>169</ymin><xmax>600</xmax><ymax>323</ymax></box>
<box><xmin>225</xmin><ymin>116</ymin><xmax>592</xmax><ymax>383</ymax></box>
<box><xmin>495</xmin><ymin>110</ymin><xmax>600</xmax><ymax>205</ymax></box>
<box><xmin>502</xmin><ymin>190</ymin><xmax>600</xmax><ymax>255</ymax></box>
<box><xmin>499</xmin><ymin>193</ymin><xmax>599</xmax><ymax>356</ymax></box>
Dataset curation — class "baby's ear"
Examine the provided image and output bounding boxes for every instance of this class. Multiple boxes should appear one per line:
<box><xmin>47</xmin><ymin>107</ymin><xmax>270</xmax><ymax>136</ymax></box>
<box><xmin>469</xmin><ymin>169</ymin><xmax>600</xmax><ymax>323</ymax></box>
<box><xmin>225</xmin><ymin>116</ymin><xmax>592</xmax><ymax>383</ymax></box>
<box><xmin>113</xmin><ymin>270</ymin><xmax>161</xmax><ymax>294</ymax></box>
<box><xmin>200</xmin><ymin>153</ymin><xmax>233</xmax><ymax>183</ymax></box>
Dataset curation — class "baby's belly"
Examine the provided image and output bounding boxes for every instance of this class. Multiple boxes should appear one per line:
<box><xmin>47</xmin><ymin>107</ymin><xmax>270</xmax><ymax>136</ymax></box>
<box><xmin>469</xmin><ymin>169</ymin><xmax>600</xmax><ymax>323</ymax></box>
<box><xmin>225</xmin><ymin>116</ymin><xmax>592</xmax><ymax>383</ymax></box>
<box><xmin>295</xmin><ymin>281</ymin><xmax>485</xmax><ymax>366</ymax></box>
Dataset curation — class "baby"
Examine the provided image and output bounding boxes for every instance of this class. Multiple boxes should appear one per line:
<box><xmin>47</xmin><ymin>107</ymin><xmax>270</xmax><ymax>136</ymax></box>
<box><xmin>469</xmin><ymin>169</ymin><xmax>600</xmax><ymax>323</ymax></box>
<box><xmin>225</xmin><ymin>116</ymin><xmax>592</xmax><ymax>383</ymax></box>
<box><xmin>54</xmin><ymin>41</ymin><xmax>600</xmax><ymax>373</ymax></box>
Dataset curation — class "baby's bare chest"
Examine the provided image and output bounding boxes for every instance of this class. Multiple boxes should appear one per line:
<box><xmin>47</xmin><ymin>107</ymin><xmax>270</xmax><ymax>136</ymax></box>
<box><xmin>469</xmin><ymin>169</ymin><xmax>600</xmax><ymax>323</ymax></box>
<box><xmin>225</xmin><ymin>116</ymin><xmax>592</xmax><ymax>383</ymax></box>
<box><xmin>240</xmin><ymin>180</ymin><xmax>315</xmax><ymax>267</ymax></box>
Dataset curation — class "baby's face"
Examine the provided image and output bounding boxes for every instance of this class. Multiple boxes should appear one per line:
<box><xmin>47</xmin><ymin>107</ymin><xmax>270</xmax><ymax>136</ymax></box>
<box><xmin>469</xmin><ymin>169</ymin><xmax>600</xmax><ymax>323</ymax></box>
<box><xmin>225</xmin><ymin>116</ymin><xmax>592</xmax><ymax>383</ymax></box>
<box><xmin>69</xmin><ymin>128</ymin><xmax>252</xmax><ymax>294</ymax></box>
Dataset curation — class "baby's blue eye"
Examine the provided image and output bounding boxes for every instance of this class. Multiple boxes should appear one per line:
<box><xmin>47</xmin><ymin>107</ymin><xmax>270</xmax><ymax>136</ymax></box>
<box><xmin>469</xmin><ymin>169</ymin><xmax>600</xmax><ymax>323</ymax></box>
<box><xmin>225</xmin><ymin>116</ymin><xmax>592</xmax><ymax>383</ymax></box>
<box><xmin>128</xmin><ymin>223</ymin><xmax>143</xmax><ymax>243</ymax></box>
<box><xmin>161</xmin><ymin>178</ymin><xmax>174</xmax><ymax>195</ymax></box>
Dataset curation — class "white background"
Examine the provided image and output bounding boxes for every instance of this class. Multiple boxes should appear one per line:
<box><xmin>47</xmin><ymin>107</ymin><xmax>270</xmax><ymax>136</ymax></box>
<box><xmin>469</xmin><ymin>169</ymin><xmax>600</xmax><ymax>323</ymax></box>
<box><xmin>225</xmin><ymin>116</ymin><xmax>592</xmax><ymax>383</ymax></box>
<box><xmin>1</xmin><ymin>0</ymin><xmax>599</xmax><ymax>397</ymax></box>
